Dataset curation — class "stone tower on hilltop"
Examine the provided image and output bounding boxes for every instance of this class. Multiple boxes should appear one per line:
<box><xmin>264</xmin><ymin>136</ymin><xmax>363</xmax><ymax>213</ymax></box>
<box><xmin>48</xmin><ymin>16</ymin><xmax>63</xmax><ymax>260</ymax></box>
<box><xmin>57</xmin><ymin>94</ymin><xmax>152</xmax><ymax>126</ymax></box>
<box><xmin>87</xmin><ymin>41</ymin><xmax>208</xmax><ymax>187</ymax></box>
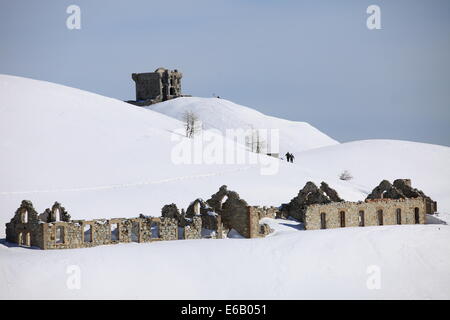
<box><xmin>126</xmin><ymin>67</ymin><xmax>184</xmax><ymax>106</ymax></box>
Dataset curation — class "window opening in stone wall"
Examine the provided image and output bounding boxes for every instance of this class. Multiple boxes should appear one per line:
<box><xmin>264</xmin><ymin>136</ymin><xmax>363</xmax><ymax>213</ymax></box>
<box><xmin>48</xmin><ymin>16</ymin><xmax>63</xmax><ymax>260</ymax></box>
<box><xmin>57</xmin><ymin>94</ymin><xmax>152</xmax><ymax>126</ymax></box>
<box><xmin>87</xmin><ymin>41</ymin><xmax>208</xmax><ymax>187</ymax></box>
<box><xmin>359</xmin><ymin>210</ymin><xmax>365</xmax><ymax>227</ymax></box>
<box><xmin>56</xmin><ymin>226</ymin><xmax>64</xmax><ymax>244</ymax></box>
<box><xmin>23</xmin><ymin>209</ymin><xmax>28</xmax><ymax>223</ymax></box>
<box><xmin>178</xmin><ymin>226</ymin><xmax>184</xmax><ymax>240</ymax></box>
<box><xmin>19</xmin><ymin>232</ymin><xmax>30</xmax><ymax>247</ymax></box>
<box><xmin>54</xmin><ymin>208</ymin><xmax>60</xmax><ymax>221</ymax></box>
<box><xmin>320</xmin><ymin>212</ymin><xmax>326</xmax><ymax>229</ymax></box>
<box><xmin>111</xmin><ymin>223</ymin><xmax>119</xmax><ymax>241</ymax></box>
<box><xmin>377</xmin><ymin>209</ymin><xmax>384</xmax><ymax>226</ymax></box>
<box><xmin>396</xmin><ymin>208</ymin><xmax>402</xmax><ymax>225</ymax></box>
<box><xmin>151</xmin><ymin>221</ymin><xmax>160</xmax><ymax>239</ymax></box>
<box><xmin>340</xmin><ymin>211</ymin><xmax>345</xmax><ymax>227</ymax></box>
<box><xmin>194</xmin><ymin>202</ymin><xmax>200</xmax><ymax>215</ymax></box>
<box><xmin>84</xmin><ymin>224</ymin><xmax>92</xmax><ymax>243</ymax></box>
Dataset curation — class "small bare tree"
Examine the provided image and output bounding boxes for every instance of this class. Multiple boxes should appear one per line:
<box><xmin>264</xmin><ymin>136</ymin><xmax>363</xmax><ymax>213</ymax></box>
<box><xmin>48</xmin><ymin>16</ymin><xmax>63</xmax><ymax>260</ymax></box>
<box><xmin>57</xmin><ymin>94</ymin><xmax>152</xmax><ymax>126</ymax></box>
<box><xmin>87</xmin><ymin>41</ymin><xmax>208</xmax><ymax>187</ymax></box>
<box><xmin>339</xmin><ymin>170</ymin><xmax>353</xmax><ymax>181</ymax></box>
<box><xmin>246</xmin><ymin>128</ymin><xmax>266</xmax><ymax>154</ymax></box>
<box><xmin>183</xmin><ymin>110</ymin><xmax>201</xmax><ymax>138</ymax></box>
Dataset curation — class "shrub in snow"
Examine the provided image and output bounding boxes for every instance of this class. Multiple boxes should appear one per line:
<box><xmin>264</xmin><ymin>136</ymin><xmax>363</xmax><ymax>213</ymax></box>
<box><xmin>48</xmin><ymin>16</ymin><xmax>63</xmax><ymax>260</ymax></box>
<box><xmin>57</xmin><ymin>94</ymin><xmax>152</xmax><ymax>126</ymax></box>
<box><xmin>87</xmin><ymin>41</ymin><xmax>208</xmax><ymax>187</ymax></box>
<box><xmin>245</xmin><ymin>127</ymin><xmax>267</xmax><ymax>154</ymax></box>
<box><xmin>182</xmin><ymin>110</ymin><xmax>201</xmax><ymax>138</ymax></box>
<box><xmin>339</xmin><ymin>170</ymin><xmax>353</xmax><ymax>181</ymax></box>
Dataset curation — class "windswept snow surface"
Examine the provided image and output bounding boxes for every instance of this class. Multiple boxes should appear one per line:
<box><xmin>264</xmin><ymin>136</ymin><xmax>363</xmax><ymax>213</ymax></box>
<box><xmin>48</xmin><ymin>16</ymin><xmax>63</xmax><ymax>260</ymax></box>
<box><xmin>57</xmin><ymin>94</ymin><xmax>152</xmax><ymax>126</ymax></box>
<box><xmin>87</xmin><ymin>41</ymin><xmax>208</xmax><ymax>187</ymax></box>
<box><xmin>148</xmin><ymin>97</ymin><xmax>339</xmax><ymax>154</ymax></box>
<box><xmin>1</xmin><ymin>74</ymin><xmax>450</xmax><ymax>299</ymax></box>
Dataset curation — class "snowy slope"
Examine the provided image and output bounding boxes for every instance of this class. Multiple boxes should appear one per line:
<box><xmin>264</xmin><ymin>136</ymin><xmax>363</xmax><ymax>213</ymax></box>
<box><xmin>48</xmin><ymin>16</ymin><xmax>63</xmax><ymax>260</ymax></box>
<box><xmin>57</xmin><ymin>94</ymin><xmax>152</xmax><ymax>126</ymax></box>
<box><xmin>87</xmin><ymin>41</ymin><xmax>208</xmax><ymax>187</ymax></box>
<box><xmin>0</xmin><ymin>74</ymin><xmax>450</xmax><ymax>299</ymax></box>
<box><xmin>147</xmin><ymin>97</ymin><xmax>339</xmax><ymax>154</ymax></box>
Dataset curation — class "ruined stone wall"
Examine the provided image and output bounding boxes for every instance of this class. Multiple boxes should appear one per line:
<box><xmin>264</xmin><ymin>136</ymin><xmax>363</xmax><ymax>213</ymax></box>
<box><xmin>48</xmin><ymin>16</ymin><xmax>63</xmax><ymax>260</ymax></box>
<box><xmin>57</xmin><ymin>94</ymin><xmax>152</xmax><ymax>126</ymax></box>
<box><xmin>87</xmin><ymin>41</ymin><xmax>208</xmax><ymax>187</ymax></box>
<box><xmin>215</xmin><ymin>215</ymin><xmax>224</xmax><ymax>239</ymax></box>
<box><xmin>159</xmin><ymin>218</ymin><xmax>178</xmax><ymax>241</ymax></box>
<box><xmin>44</xmin><ymin>221</ymin><xmax>82</xmax><ymax>249</ymax></box>
<box><xmin>6</xmin><ymin>195</ymin><xmax>273</xmax><ymax>250</ymax></box>
<box><xmin>28</xmin><ymin>216</ymin><xmax>182</xmax><ymax>250</ymax></box>
<box><xmin>139</xmin><ymin>217</ymin><xmax>161</xmax><ymax>242</ymax></box>
<box><xmin>226</xmin><ymin>205</ymin><xmax>249</xmax><ymax>237</ymax></box>
<box><xmin>6</xmin><ymin>200</ymin><xmax>45</xmax><ymax>248</ymax></box>
<box><xmin>44</xmin><ymin>218</ymin><xmax>128</xmax><ymax>249</ymax></box>
<box><xmin>132</xmin><ymin>72</ymin><xmax>162</xmax><ymax>101</ymax></box>
<box><xmin>200</xmin><ymin>215</ymin><xmax>224</xmax><ymax>239</ymax></box>
<box><xmin>134</xmin><ymin>217</ymin><xmax>179</xmax><ymax>242</ymax></box>
<box><xmin>248</xmin><ymin>206</ymin><xmax>279</xmax><ymax>220</ymax></box>
<box><xmin>6</xmin><ymin>222</ymin><xmax>44</xmax><ymax>248</ymax></box>
<box><xmin>366</xmin><ymin>179</ymin><xmax>437</xmax><ymax>214</ymax></box>
<box><xmin>304</xmin><ymin>198</ymin><xmax>427</xmax><ymax>230</ymax></box>
<box><xmin>248</xmin><ymin>206</ymin><xmax>278</xmax><ymax>238</ymax></box>
<box><xmin>128</xmin><ymin>68</ymin><xmax>183</xmax><ymax>106</ymax></box>
<box><xmin>283</xmin><ymin>181</ymin><xmax>342</xmax><ymax>222</ymax></box>
<box><xmin>9</xmin><ymin>181</ymin><xmax>432</xmax><ymax>249</ymax></box>
<box><xmin>183</xmin><ymin>216</ymin><xmax>202</xmax><ymax>240</ymax></box>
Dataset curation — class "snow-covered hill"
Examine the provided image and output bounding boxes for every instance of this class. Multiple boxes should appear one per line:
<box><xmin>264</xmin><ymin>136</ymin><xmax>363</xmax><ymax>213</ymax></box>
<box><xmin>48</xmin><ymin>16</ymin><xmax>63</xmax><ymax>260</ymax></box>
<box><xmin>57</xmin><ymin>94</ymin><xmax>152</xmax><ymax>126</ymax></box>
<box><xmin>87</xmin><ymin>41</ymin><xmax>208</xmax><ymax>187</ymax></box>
<box><xmin>148</xmin><ymin>97</ymin><xmax>339</xmax><ymax>154</ymax></box>
<box><xmin>0</xmin><ymin>74</ymin><xmax>449</xmax><ymax>299</ymax></box>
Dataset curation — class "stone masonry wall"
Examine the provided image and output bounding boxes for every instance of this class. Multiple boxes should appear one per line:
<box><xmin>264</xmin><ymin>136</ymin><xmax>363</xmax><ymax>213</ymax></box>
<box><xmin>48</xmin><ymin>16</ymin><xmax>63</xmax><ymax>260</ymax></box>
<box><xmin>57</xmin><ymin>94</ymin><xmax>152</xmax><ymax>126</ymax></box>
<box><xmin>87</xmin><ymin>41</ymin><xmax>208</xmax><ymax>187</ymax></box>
<box><xmin>8</xmin><ymin>181</ymin><xmax>430</xmax><ymax>250</ymax></box>
<box><xmin>6</xmin><ymin>200</ymin><xmax>45</xmax><ymax>248</ymax></box>
<box><xmin>184</xmin><ymin>216</ymin><xmax>202</xmax><ymax>240</ymax></box>
<box><xmin>248</xmin><ymin>206</ymin><xmax>278</xmax><ymax>238</ymax></box>
<box><xmin>305</xmin><ymin>198</ymin><xmax>426</xmax><ymax>230</ymax></box>
<box><xmin>159</xmin><ymin>217</ymin><xmax>179</xmax><ymax>241</ymax></box>
<box><xmin>34</xmin><ymin>216</ymin><xmax>186</xmax><ymax>249</ymax></box>
<box><xmin>44</xmin><ymin>221</ymin><xmax>83</xmax><ymax>249</ymax></box>
<box><xmin>249</xmin><ymin>206</ymin><xmax>279</xmax><ymax>220</ymax></box>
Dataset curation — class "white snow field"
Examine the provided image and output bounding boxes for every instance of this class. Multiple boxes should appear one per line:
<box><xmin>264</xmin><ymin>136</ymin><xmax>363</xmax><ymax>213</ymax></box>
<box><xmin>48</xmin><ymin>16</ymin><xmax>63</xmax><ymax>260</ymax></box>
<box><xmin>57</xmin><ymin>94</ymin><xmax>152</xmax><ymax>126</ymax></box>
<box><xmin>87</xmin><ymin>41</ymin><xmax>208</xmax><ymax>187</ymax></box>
<box><xmin>0</xmin><ymin>74</ymin><xmax>450</xmax><ymax>299</ymax></box>
<box><xmin>148</xmin><ymin>96</ymin><xmax>339</xmax><ymax>154</ymax></box>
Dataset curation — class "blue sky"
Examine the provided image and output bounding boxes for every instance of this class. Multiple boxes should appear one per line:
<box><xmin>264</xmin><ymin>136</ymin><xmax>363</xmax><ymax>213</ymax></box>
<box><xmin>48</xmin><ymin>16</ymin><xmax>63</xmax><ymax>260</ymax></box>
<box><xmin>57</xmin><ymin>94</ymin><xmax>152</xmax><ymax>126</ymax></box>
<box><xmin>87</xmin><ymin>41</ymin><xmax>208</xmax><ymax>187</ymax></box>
<box><xmin>1</xmin><ymin>0</ymin><xmax>449</xmax><ymax>145</ymax></box>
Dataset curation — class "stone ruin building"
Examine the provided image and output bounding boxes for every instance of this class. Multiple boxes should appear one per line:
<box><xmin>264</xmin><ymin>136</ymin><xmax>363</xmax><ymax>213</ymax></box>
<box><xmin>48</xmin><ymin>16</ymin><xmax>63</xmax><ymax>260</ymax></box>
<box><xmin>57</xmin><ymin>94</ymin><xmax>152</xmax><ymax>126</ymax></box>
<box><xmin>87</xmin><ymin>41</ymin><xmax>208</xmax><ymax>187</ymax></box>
<box><xmin>5</xmin><ymin>186</ymin><xmax>276</xmax><ymax>250</ymax></box>
<box><xmin>305</xmin><ymin>198</ymin><xmax>426</xmax><ymax>230</ymax></box>
<box><xmin>154</xmin><ymin>185</ymin><xmax>276</xmax><ymax>239</ymax></box>
<box><xmin>279</xmin><ymin>181</ymin><xmax>344</xmax><ymax>222</ymax></box>
<box><xmin>5</xmin><ymin>179</ymin><xmax>437</xmax><ymax>249</ymax></box>
<box><xmin>302</xmin><ymin>178</ymin><xmax>436</xmax><ymax>230</ymax></box>
<box><xmin>201</xmin><ymin>185</ymin><xmax>276</xmax><ymax>238</ymax></box>
<box><xmin>366</xmin><ymin>179</ymin><xmax>437</xmax><ymax>214</ymax></box>
<box><xmin>5</xmin><ymin>200</ymin><xmax>201</xmax><ymax>250</ymax></box>
<box><xmin>126</xmin><ymin>67</ymin><xmax>188</xmax><ymax>106</ymax></box>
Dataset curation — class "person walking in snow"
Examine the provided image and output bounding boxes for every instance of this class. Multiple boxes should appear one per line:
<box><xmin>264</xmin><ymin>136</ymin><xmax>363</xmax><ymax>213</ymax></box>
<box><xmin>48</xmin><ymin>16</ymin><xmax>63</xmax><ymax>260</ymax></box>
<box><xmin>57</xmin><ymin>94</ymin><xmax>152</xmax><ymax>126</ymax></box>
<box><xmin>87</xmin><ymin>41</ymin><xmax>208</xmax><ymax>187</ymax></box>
<box><xmin>285</xmin><ymin>152</ymin><xmax>291</xmax><ymax>163</ymax></box>
<box><xmin>290</xmin><ymin>153</ymin><xmax>295</xmax><ymax>163</ymax></box>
